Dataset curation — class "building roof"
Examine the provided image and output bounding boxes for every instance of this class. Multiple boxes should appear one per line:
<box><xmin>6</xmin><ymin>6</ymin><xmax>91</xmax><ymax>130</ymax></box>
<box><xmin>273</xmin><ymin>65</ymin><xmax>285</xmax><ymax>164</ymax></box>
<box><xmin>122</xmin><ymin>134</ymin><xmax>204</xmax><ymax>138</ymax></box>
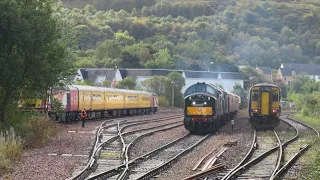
<box><xmin>80</xmin><ymin>68</ymin><xmax>115</xmax><ymax>83</ymax></box>
<box><xmin>119</xmin><ymin>69</ymin><xmax>183</xmax><ymax>79</ymax></box>
<box><xmin>280</xmin><ymin>67</ymin><xmax>320</xmax><ymax>76</ymax></box>
<box><xmin>280</xmin><ymin>63</ymin><xmax>320</xmax><ymax>69</ymax></box>
<box><xmin>256</xmin><ymin>66</ymin><xmax>272</xmax><ymax>74</ymax></box>
<box><xmin>184</xmin><ymin>71</ymin><xmax>219</xmax><ymax>78</ymax></box>
<box><xmin>219</xmin><ymin>72</ymin><xmax>242</xmax><ymax>79</ymax></box>
<box><xmin>77</xmin><ymin>68</ymin><xmax>243</xmax><ymax>83</ymax></box>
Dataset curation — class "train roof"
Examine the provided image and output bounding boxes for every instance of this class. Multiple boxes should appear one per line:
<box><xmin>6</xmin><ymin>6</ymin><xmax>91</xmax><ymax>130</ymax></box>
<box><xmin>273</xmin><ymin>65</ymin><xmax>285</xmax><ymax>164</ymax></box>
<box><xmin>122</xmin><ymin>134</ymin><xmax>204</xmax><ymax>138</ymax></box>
<box><xmin>67</xmin><ymin>85</ymin><xmax>152</xmax><ymax>95</ymax></box>
<box><xmin>251</xmin><ymin>83</ymin><xmax>279</xmax><ymax>88</ymax></box>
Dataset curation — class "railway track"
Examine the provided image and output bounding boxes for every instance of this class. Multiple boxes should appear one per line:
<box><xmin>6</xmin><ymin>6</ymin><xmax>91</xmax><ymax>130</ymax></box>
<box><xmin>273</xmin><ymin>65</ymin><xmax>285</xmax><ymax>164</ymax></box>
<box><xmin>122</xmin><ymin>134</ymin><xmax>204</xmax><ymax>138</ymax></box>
<box><xmin>70</xmin><ymin>113</ymin><xmax>183</xmax><ymax>180</ymax></box>
<box><xmin>184</xmin><ymin>115</ymin><xmax>319</xmax><ymax>180</ymax></box>
<box><xmin>273</xmin><ymin>116</ymin><xmax>319</xmax><ymax>179</ymax></box>
<box><xmin>184</xmin><ymin>117</ymin><xmax>298</xmax><ymax>180</ymax></box>
<box><xmin>88</xmin><ymin>133</ymin><xmax>210</xmax><ymax>180</ymax></box>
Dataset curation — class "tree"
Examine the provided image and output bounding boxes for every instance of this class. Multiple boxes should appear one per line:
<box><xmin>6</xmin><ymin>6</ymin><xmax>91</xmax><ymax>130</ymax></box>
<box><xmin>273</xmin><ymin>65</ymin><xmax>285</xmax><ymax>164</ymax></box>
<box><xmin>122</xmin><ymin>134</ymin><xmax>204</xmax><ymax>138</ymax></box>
<box><xmin>166</xmin><ymin>72</ymin><xmax>185</xmax><ymax>107</ymax></box>
<box><xmin>290</xmin><ymin>73</ymin><xmax>310</xmax><ymax>93</ymax></box>
<box><xmin>302</xmin><ymin>78</ymin><xmax>318</xmax><ymax>94</ymax></box>
<box><xmin>96</xmin><ymin>40</ymin><xmax>121</xmax><ymax>60</ymax></box>
<box><xmin>116</xmin><ymin>77</ymin><xmax>136</xmax><ymax>90</ymax></box>
<box><xmin>278</xmin><ymin>83</ymin><xmax>288</xmax><ymax>98</ymax></box>
<box><xmin>240</xmin><ymin>67</ymin><xmax>266</xmax><ymax>89</ymax></box>
<box><xmin>114</xmin><ymin>30</ymin><xmax>135</xmax><ymax>46</ymax></box>
<box><xmin>0</xmin><ymin>0</ymin><xmax>73</xmax><ymax>124</ymax></box>
<box><xmin>130</xmin><ymin>19</ymin><xmax>151</xmax><ymax>40</ymax></box>
<box><xmin>140</xmin><ymin>76</ymin><xmax>167</xmax><ymax>96</ymax></box>
<box><xmin>120</xmin><ymin>51</ymin><xmax>141</xmax><ymax>68</ymax></box>
<box><xmin>145</xmin><ymin>48</ymin><xmax>173</xmax><ymax>69</ymax></box>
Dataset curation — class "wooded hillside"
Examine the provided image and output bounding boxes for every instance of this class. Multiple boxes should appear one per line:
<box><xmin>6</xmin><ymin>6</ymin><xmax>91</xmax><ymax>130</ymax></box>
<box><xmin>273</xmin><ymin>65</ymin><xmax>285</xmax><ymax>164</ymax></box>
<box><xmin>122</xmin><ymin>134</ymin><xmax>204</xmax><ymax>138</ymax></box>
<box><xmin>57</xmin><ymin>0</ymin><xmax>320</xmax><ymax>70</ymax></box>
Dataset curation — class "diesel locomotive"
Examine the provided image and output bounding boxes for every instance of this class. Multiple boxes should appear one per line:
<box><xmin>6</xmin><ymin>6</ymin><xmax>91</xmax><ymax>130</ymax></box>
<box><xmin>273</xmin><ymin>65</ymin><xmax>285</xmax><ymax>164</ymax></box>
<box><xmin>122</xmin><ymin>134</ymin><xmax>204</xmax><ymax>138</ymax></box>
<box><xmin>248</xmin><ymin>83</ymin><xmax>281</xmax><ymax>129</ymax></box>
<box><xmin>183</xmin><ymin>82</ymin><xmax>240</xmax><ymax>133</ymax></box>
<box><xmin>19</xmin><ymin>85</ymin><xmax>158</xmax><ymax>122</ymax></box>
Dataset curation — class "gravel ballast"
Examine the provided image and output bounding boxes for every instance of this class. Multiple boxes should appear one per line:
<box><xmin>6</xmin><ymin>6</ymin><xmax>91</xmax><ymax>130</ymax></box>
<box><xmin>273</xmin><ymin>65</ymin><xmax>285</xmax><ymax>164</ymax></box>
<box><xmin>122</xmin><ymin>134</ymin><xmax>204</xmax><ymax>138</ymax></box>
<box><xmin>155</xmin><ymin>114</ymin><xmax>254</xmax><ymax>180</ymax></box>
<box><xmin>4</xmin><ymin>120</ymin><xmax>102</xmax><ymax>180</ymax></box>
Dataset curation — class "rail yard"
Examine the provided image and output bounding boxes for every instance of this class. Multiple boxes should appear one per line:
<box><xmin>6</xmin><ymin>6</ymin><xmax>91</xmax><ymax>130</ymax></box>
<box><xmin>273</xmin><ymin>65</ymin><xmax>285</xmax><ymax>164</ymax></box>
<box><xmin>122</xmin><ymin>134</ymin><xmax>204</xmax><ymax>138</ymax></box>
<box><xmin>4</xmin><ymin>108</ymin><xmax>318</xmax><ymax>180</ymax></box>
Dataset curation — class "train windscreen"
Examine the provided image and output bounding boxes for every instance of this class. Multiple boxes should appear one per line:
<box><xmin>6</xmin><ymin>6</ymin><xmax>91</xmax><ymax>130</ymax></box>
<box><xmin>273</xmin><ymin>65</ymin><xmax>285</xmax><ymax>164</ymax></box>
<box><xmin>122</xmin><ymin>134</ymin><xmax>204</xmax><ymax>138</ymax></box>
<box><xmin>184</xmin><ymin>84</ymin><xmax>216</xmax><ymax>97</ymax></box>
<box><xmin>185</xmin><ymin>94</ymin><xmax>214</xmax><ymax>107</ymax></box>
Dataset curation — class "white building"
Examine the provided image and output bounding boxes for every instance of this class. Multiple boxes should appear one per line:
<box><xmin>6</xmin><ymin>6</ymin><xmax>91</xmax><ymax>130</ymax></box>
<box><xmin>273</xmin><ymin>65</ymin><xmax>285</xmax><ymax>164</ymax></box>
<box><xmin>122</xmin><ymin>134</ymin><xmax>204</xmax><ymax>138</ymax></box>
<box><xmin>75</xmin><ymin>68</ymin><xmax>244</xmax><ymax>93</ymax></box>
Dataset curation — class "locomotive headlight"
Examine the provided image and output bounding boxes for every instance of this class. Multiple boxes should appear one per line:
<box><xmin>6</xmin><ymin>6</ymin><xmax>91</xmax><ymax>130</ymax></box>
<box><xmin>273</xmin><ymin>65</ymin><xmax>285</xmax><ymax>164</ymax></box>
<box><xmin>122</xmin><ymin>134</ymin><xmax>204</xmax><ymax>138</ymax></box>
<box><xmin>204</xmin><ymin>102</ymin><xmax>207</xmax><ymax>105</ymax></box>
<box><xmin>192</xmin><ymin>101</ymin><xmax>196</xmax><ymax>105</ymax></box>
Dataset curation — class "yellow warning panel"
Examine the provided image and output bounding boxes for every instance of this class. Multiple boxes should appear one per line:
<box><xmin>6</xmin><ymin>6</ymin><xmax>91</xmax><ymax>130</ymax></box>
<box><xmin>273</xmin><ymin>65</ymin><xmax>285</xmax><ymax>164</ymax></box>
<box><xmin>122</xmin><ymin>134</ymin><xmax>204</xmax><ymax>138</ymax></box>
<box><xmin>261</xmin><ymin>92</ymin><xmax>270</xmax><ymax>115</ymax></box>
<box><xmin>187</xmin><ymin>107</ymin><xmax>212</xmax><ymax>115</ymax></box>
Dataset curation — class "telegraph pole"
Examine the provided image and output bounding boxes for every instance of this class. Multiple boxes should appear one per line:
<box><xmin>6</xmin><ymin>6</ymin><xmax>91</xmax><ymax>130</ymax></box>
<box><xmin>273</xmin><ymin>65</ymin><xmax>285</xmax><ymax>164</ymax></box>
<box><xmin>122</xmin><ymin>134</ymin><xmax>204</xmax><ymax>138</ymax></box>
<box><xmin>172</xmin><ymin>76</ymin><xmax>174</xmax><ymax>107</ymax></box>
<box><xmin>112</xmin><ymin>61</ymin><xmax>117</xmax><ymax>88</ymax></box>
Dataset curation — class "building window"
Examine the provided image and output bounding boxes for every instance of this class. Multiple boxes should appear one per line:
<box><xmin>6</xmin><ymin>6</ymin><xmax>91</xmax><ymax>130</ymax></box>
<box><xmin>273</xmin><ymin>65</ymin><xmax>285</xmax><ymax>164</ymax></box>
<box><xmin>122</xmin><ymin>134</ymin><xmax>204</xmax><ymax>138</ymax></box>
<box><xmin>284</xmin><ymin>77</ymin><xmax>286</xmax><ymax>81</ymax></box>
<box><xmin>288</xmin><ymin>81</ymin><xmax>291</xmax><ymax>85</ymax></box>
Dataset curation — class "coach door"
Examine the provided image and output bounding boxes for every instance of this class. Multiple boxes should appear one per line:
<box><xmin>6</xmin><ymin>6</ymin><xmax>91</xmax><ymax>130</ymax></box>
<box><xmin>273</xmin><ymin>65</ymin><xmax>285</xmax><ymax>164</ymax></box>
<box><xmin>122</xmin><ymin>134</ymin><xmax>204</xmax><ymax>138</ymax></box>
<box><xmin>260</xmin><ymin>88</ymin><xmax>271</xmax><ymax>115</ymax></box>
<box><xmin>66</xmin><ymin>93</ymin><xmax>71</xmax><ymax>111</ymax></box>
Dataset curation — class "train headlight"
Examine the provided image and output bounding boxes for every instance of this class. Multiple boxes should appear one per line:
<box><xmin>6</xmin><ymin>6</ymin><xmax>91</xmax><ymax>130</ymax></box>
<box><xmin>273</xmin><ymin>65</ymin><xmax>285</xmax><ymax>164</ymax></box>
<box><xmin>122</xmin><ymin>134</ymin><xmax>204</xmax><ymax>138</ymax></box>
<box><xmin>272</xmin><ymin>109</ymin><xmax>277</xmax><ymax>113</ymax></box>
<box><xmin>204</xmin><ymin>102</ymin><xmax>207</xmax><ymax>105</ymax></box>
<box><xmin>192</xmin><ymin>101</ymin><xmax>196</xmax><ymax>105</ymax></box>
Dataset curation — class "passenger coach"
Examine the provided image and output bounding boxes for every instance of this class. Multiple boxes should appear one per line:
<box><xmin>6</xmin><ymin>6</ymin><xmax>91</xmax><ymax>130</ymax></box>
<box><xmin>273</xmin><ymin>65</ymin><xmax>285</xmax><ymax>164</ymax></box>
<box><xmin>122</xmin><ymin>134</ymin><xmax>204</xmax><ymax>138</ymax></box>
<box><xmin>248</xmin><ymin>83</ymin><xmax>281</xmax><ymax>129</ymax></box>
<box><xmin>19</xmin><ymin>85</ymin><xmax>158</xmax><ymax>122</ymax></box>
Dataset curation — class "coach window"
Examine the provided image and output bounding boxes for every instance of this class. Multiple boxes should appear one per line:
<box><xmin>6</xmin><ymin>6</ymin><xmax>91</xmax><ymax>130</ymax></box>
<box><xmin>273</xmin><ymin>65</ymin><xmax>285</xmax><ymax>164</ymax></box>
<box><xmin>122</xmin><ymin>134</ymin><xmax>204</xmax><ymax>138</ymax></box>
<box><xmin>252</xmin><ymin>91</ymin><xmax>258</xmax><ymax>101</ymax></box>
<box><xmin>272</xmin><ymin>93</ymin><xmax>279</xmax><ymax>102</ymax></box>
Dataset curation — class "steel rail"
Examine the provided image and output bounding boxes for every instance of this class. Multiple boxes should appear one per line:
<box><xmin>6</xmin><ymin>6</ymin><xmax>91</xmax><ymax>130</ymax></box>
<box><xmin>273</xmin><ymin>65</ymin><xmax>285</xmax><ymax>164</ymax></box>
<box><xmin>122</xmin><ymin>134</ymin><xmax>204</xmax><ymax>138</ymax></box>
<box><xmin>135</xmin><ymin>134</ymin><xmax>211</xmax><ymax>180</ymax></box>
<box><xmin>117</xmin><ymin>122</ymin><xmax>184</xmax><ymax>180</ymax></box>
<box><xmin>220</xmin><ymin>129</ymin><xmax>256</xmax><ymax>180</ymax></box>
<box><xmin>222</xmin><ymin>118</ymin><xmax>300</xmax><ymax>180</ymax></box>
<box><xmin>271</xmin><ymin>116</ymin><xmax>320</xmax><ymax>179</ymax></box>
<box><xmin>184</xmin><ymin>164</ymin><xmax>225</xmax><ymax>180</ymax></box>
<box><xmin>70</xmin><ymin>114</ymin><xmax>183</xmax><ymax>180</ymax></box>
<box><xmin>269</xmin><ymin>131</ymin><xmax>283</xmax><ymax>180</ymax></box>
<box><xmin>87</xmin><ymin>123</ymin><xmax>185</xmax><ymax>179</ymax></box>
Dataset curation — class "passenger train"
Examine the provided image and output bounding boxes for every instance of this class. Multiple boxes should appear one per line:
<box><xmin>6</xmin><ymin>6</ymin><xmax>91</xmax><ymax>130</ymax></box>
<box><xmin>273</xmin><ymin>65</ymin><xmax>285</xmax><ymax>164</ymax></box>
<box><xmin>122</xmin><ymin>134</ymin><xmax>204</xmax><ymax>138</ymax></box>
<box><xmin>183</xmin><ymin>82</ymin><xmax>241</xmax><ymax>133</ymax></box>
<box><xmin>248</xmin><ymin>83</ymin><xmax>281</xmax><ymax>129</ymax></box>
<box><xmin>19</xmin><ymin>85</ymin><xmax>158</xmax><ymax>122</ymax></box>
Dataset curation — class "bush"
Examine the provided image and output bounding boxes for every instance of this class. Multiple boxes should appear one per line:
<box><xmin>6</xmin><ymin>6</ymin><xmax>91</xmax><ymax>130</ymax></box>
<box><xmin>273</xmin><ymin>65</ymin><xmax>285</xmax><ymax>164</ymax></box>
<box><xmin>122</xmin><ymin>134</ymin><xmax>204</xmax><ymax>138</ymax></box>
<box><xmin>0</xmin><ymin>127</ymin><xmax>23</xmax><ymax>174</ymax></box>
<box><xmin>22</xmin><ymin>115</ymin><xmax>59</xmax><ymax>148</ymax></box>
<box><xmin>3</xmin><ymin>105</ymin><xmax>59</xmax><ymax>148</ymax></box>
<box><xmin>159</xmin><ymin>96</ymin><xmax>169</xmax><ymax>107</ymax></box>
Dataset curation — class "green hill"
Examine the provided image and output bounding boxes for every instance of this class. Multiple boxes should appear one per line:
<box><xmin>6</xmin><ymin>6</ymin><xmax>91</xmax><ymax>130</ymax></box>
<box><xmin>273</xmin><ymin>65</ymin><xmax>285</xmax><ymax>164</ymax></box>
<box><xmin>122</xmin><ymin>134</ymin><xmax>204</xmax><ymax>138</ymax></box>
<box><xmin>56</xmin><ymin>0</ymin><xmax>320</xmax><ymax>71</ymax></box>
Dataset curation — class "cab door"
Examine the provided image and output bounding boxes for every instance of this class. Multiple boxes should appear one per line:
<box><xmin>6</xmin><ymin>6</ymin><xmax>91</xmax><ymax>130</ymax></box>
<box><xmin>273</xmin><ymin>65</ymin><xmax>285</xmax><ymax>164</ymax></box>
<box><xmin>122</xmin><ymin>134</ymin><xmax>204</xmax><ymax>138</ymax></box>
<box><xmin>260</xmin><ymin>91</ymin><xmax>270</xmax><ymax>115</ymax></box>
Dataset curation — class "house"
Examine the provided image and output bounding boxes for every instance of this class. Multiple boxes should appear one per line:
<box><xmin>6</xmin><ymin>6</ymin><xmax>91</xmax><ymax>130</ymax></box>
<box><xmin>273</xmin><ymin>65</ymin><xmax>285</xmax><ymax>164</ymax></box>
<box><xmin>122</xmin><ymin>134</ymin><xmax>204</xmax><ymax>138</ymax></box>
<box><xmin>277</xmin><ymin>64</ymin><xmax>320</xmax><ymax>85</ymax></box>
<box><xmin>74</xmin><ymin>68</ymin><xmax>117</xmax><ymax>85</ymax></box>
<box><xmin>181</xmin><ymin>71</ymin><xmax>243</xmax><ymax>93</ymax></box>
<box><xmin>255</xmin><ymin>66</ymin><xmax>272</xmax><ymax>81</ymax></box>
<box><xmin>74</xmin><ymin>68</ymin><xmax>244</xmax><ymax>93</ymax></box>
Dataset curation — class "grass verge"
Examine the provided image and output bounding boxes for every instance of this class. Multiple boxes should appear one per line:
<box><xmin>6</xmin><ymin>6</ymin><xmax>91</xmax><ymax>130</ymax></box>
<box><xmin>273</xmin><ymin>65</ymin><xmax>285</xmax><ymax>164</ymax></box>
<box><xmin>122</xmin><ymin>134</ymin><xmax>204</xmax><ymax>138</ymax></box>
<box><xmin>292</xmin><ymin>113</ymin><xmax>320</xmax><ymax>180</ymax></box>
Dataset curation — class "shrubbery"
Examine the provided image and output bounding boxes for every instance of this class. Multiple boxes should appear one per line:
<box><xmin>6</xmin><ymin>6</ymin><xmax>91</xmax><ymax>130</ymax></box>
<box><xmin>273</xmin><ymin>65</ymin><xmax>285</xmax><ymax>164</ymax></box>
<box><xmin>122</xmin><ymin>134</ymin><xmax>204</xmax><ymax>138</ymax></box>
<box><xmin>0</xmin><ymin>128</ymin><xmax>23</xmax><ymax>173</ymax></box>
<box><xmin>0</xmin><ymin>107</ymin><xmax>60</xmax><ymax>174</ymax></box>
